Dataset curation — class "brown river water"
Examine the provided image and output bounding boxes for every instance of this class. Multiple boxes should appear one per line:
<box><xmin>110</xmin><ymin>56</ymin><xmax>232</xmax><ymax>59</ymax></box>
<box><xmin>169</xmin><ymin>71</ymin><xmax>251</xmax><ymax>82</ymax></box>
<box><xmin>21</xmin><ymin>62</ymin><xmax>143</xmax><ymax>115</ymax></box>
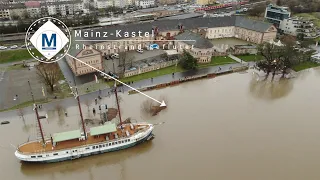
<box><xmin>1</xmin><ymin>68</ymin><xmax>320</xmax><ymax>180</ymax></box>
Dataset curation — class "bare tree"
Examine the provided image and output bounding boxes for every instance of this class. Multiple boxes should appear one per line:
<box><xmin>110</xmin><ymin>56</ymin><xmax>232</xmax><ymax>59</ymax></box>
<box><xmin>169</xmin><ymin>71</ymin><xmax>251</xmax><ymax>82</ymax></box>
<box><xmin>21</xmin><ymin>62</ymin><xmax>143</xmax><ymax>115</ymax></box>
<box><xmin>17</xmin><ymin>108</ymin><xmax>25</xmax><ymax>123</ymax></box>
<box><xmin>54</xmin><ymin>104</ymin><xmax>64</xmax><ymax>116</ymax></box>
<box><xmin>141</xmin><ymin>95</ymin><xmax>168</xmax><ymax>116</ymax></box>
<box><xmin>84</xmin><ymin>99</ymin><xmax>91</xmax><ymax>112</ymax></box>
<box><xmin>36</xmin><ymin>62</ymin><xmax>61</xmax><ymax>92</ymax></box>
<box><xmin>118</xmin><ymin>52</ymin><xmax>134</xmax><ymax>77</ymax></box>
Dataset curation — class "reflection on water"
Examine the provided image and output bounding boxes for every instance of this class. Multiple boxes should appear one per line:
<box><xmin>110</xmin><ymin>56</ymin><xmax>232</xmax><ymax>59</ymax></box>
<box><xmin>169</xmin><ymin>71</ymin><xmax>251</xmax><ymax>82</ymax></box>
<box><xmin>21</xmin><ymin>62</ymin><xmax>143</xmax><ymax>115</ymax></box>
<box><xmin>20</xmin><ymin>142</ymin><xmax>153</xmax><ymax>177</ymax></box>
<box><xmin>249</xmin><ymin>77</ymin><xmax>294</xmax><ymax>100</ymax></box>
<box><xmin>2</xmin><ymin>68</ymin><xmax>320</xmax><ymax>180</ymax></box>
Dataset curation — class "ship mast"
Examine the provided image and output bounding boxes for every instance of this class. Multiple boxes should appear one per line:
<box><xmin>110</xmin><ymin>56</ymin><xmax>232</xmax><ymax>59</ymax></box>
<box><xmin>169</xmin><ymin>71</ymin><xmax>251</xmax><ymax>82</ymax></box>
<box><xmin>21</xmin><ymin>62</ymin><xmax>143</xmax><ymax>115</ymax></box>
<box><xmin>73</xmin><ymin>75</ymin><xmax>87</xmax><ymax>139</ymax></box>
<box><xmin>114</xmin><ymin>81</ymin><xmax>122</xmax><ymax>124</ymax></box>
<box><xmin>27</xmin><ymin>80</ymin><xmax>45</xmax><ymax>146</ymax></box>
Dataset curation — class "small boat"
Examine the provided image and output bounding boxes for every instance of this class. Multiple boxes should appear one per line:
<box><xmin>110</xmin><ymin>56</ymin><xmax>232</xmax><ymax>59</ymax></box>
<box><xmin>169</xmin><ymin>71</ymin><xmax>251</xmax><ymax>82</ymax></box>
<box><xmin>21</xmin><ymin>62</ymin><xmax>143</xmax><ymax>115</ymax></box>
<box><xmin>15</xmin><ymin>81</ymin><xmax>157</xmax><ymax>163</ymax></box>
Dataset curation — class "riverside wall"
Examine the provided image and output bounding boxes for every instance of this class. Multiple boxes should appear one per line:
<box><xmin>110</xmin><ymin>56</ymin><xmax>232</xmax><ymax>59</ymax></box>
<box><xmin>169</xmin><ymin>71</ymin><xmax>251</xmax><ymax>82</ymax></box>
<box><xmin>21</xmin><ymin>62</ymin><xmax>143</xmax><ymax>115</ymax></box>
<box><xmin>127</xmin><ymin>66</ymin><xmax>248</xmax><ymax>95</ymax></box>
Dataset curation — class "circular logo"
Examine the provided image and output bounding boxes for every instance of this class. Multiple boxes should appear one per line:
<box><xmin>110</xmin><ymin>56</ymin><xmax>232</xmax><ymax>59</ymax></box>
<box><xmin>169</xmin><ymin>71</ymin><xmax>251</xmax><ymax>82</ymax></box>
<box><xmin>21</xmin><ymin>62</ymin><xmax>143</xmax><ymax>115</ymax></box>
<box><xmin>25</xmin><ymin>17</ymin><xmax>71</xmax><ymax>63</ymax></box>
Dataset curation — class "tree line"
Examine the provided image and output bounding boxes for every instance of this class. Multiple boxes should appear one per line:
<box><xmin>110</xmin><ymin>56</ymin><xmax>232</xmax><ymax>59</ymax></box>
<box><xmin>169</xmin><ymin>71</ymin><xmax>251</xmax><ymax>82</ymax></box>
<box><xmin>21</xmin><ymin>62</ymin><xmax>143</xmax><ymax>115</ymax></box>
<box><xmin>256</xmin><ymin>36</ymin><xmax>315</xmax><ymax>80</ymax></box>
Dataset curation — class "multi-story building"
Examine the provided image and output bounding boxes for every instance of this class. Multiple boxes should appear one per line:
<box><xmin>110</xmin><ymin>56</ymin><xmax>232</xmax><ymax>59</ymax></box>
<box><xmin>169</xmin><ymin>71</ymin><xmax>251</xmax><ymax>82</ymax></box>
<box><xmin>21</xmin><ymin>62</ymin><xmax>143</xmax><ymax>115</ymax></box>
<box><xmin>175</xmin><ymin>31</ymin><xmax>214</xmax><ymax>63</ymax></box>
<box><xmin>93</xmin><ymin>0</ymin><xmax>113</xmax><ymax>9</ymax></box>
<box><xmin>279</xmin><ymin>17</ymin><xmax>317</xmax><ymax>38</ymax></box>
<box><xmin>67</xmin><ymin>47</ymin><xmax>104</xmax><ymax>77</ymax></box>
<box><xmin>114</xmin><ymin>0</ymin><xmax>126</xmax><ymax>8</ymax></box>
<box><xmin>264</xmin><ymin>4</ymin><xmax>291</xmax><ymax>27</ymax></box>
<box><xmin>25</xmin><ymin>1</ymin><xmax>41</xmax><ymax>18</ymax></box>
<box><xmin>69</xmin><ymin>16</ymin><xmax>277</xmax><ymax>76</ymax></box>
<box><xmin>135</xmin><ymin>0</ymin><xmax>155</xmax><ymax>8</ymax></box>
<box><xmin>45</xmin><ymin>0</ymin><xmax>84</xmax><ymax>16</ymax></box>
<box><xmin>0</xmin><ymin>6</ymin><xmax>11</xmax><ymax>20</ymax></box>
<box><xmin>9</xmin><ymin>3</ymin><xmax>27</xmax><ymax>19</ymax></box>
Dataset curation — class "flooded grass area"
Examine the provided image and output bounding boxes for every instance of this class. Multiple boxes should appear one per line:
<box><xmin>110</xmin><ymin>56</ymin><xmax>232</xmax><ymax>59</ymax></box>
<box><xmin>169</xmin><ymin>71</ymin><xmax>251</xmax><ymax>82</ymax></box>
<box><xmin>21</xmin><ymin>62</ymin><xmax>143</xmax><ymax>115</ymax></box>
<box><xmin>292</xmin><ymin>61</ymin><xmax>320</xmax><ymax>71</ymax></box>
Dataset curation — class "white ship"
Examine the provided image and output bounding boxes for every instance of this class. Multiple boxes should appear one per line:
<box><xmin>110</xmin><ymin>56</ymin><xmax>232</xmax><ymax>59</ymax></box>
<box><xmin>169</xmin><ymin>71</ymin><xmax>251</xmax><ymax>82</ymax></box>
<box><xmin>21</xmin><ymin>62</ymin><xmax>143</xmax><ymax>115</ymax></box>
<box><xmin>15</xmin><ymin>81</ymin><xmax>159</xmax><ymax>163</ymax></box>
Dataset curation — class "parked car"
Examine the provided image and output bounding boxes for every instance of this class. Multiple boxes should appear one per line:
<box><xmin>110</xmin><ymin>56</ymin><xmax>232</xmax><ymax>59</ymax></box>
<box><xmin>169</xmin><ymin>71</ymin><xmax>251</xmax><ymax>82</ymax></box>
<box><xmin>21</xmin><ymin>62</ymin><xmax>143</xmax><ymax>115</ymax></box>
<box><xmin>137</xmin><ymin>49</ymin><xmax>143</xmax><ymax>53</ymax></box>
<box><xmin>149</xmin><ymin>44</ymin><xmax>160</xmax><ymax>50</ymax></box>
<box><xmin>107</xmin><ymin>71</ymin><xmax>119</xmax><ymax>79</ymax></box>
<box><xmin>10</xmin><ymin>45</ymin><xmax>18</xmax><ymax>49</ymax></box>
<box><xmin>0</xmin><ymin>46</ymin><xmax>7</xmax><ymax>50</ymax></box>
<box><xmin>21</xmin><ymin>44</ymin><xmax>26</xmax><ymax>48</ymax></box>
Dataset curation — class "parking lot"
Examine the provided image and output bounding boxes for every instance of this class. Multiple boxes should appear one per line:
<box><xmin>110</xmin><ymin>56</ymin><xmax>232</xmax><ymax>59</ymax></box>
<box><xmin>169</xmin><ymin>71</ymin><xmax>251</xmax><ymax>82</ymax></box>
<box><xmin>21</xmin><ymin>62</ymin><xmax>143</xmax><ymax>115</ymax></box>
<box><xmin>104</xmin><ymin>49</ymin><xmax>167</xmax><ymax>73</ymax></box>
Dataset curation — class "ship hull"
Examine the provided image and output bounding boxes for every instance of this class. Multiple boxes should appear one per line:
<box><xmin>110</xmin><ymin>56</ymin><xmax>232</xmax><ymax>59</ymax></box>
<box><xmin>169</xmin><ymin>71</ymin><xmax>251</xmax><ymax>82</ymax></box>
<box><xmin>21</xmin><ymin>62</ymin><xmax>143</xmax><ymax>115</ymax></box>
<box><xmin>15</xmin><ymin>124</ymin><xmax>154</xmax><ymax>163</ymax></box>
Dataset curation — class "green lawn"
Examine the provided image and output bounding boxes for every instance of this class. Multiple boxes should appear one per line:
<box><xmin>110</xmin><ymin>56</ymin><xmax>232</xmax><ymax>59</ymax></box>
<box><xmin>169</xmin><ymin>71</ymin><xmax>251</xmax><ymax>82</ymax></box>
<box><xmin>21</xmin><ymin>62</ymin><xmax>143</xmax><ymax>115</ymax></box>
<box><xmin>107</xmin><ymin>56</ymin><xmax>238</xmax><ymax>86</ymax></box>
<box><xmin>236</xmin><ymin>54</ymin><xmax>264</xmax><ymax>62</ymax></box>
<box><xmin>198</xmin><ymin>56</ymin><xmax>237</xmax><ymax>68</ymax></box>
<box><xmin>106</xmin><ymin>65</ymin><xmax>185</xmax><ymax>86</ymax></box>
<box><xmin>292</xmin><ymin>61</ymin><xmax>320</xmax><ymax>71</ymax></box>
<box><xmin>0</xmin><ymin>49</ymin><xmax>43</xmax><ymax>64</ymax></box>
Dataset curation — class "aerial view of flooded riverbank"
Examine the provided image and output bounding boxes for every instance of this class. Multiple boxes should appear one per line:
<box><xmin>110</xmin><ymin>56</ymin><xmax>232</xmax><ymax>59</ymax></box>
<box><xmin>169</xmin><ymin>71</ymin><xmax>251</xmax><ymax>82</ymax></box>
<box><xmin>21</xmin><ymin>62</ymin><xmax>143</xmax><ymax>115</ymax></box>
<box><xmin>1</xmin><ymin>68</ymin><xmax>320</xmax><ymax>180</ymax></box>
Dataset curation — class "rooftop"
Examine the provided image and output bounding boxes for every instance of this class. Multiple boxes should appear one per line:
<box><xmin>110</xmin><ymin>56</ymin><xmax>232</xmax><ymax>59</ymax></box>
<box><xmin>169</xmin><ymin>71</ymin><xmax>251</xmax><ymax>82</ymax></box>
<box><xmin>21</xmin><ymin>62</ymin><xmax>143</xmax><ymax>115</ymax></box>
<box><xmin>267</xmin><ymin>4</ymin><xmax>290</xmax><ymax>12</ymax></box>
<box><xmin>90</xmin><ymin>122</ymin><xmax>117</xmax><ymax>136</ymax></box>
<box><xmin>52</xmin><ymin>130</ymin><xmax>81</xmax><ymax>143</ymax></box>
<box><xmin>74</xmin><ymin>16</ymin><xmax>273</xmax><ymax>42</ymax></box>
<box><xmin>175</xmin><ymin>31</ymin><xmax>213</xmax><ymax>49</ymax></box>
<box><xmin>25</xmin><ymin>1</ymin><xmax>40</xmax><ymax>8</ymax></box>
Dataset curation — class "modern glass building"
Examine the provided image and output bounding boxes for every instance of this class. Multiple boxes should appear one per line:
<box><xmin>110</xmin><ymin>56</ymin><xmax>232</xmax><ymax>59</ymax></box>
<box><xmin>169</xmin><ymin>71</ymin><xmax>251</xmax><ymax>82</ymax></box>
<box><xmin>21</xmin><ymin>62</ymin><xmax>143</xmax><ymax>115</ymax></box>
<box><xmin>264</xmin><ymin>4</ymin><xmax>291</xmax><ymax>27</ymax></box>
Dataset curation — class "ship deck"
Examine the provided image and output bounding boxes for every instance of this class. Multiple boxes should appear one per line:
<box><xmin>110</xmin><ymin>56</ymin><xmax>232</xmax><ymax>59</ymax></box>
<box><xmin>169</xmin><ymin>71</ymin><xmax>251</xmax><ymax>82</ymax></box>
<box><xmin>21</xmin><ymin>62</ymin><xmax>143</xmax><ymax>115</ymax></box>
<box><xmin>18</xmin><ymin>124</ymin><xmax>147</xmax><ymax>154</ymax></box>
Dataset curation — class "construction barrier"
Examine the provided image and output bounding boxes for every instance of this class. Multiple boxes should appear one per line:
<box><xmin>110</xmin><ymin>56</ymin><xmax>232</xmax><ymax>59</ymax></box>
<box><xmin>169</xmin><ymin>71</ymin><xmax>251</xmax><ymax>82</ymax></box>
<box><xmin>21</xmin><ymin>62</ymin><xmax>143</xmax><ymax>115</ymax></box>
<box><xmin>207</xmin><ymin>73</ymin><xmax>216</xmax><ymax>78</ymax></box>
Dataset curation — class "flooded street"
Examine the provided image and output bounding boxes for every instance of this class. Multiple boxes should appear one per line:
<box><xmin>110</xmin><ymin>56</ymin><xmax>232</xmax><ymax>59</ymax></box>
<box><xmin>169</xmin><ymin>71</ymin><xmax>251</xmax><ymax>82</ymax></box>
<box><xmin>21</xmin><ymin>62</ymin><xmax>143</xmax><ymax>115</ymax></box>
<box><xmin>1</xmin><ymin>68</ymin><xmax>320</xmax><ymax>180</ymax></box>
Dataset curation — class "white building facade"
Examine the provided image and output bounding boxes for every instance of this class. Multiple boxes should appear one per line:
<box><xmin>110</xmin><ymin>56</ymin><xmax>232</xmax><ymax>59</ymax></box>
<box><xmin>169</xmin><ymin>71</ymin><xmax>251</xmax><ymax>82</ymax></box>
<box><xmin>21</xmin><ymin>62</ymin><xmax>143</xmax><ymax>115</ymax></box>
<box><xmin>279</xmin><ymin>18</ymin><xmax>317</xmax><ymax>38</ymax></box>
<box><xmin>94</xmin><ymin>0</ymin><xmax>113</xmax><ymax>9</ymax></box>
<box><xmin>135</xmin><ymin>0</ymin><xmax>155</xmax><ymax>9</ymax></box>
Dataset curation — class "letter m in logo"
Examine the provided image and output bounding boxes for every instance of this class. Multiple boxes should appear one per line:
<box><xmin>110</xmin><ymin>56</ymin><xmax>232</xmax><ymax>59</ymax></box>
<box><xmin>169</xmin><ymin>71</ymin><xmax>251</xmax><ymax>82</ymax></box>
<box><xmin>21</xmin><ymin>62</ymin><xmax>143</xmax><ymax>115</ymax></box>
<box><xmin>42</xmin><ymin>33</ymin><xmax>56</xmax><ymax>50</ymax></box>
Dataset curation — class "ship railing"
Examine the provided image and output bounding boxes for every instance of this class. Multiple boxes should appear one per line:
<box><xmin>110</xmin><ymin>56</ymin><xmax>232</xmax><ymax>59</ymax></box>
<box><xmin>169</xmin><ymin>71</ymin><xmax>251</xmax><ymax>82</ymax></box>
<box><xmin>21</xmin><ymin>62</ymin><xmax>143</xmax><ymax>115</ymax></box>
<box><xmin>17</xmin><ymin>126</ymin><xmax>152</xmax><ymax>155</ymax></box>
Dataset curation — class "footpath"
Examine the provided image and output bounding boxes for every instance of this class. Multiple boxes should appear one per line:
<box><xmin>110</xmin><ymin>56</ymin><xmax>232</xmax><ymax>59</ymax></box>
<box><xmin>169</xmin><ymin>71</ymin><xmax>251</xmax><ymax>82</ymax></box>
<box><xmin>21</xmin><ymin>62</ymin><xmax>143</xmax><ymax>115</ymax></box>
<box><xmin>78</xmin><ymin>62</ymin><xmax>254</xmax><ymax>97</ymax></box>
